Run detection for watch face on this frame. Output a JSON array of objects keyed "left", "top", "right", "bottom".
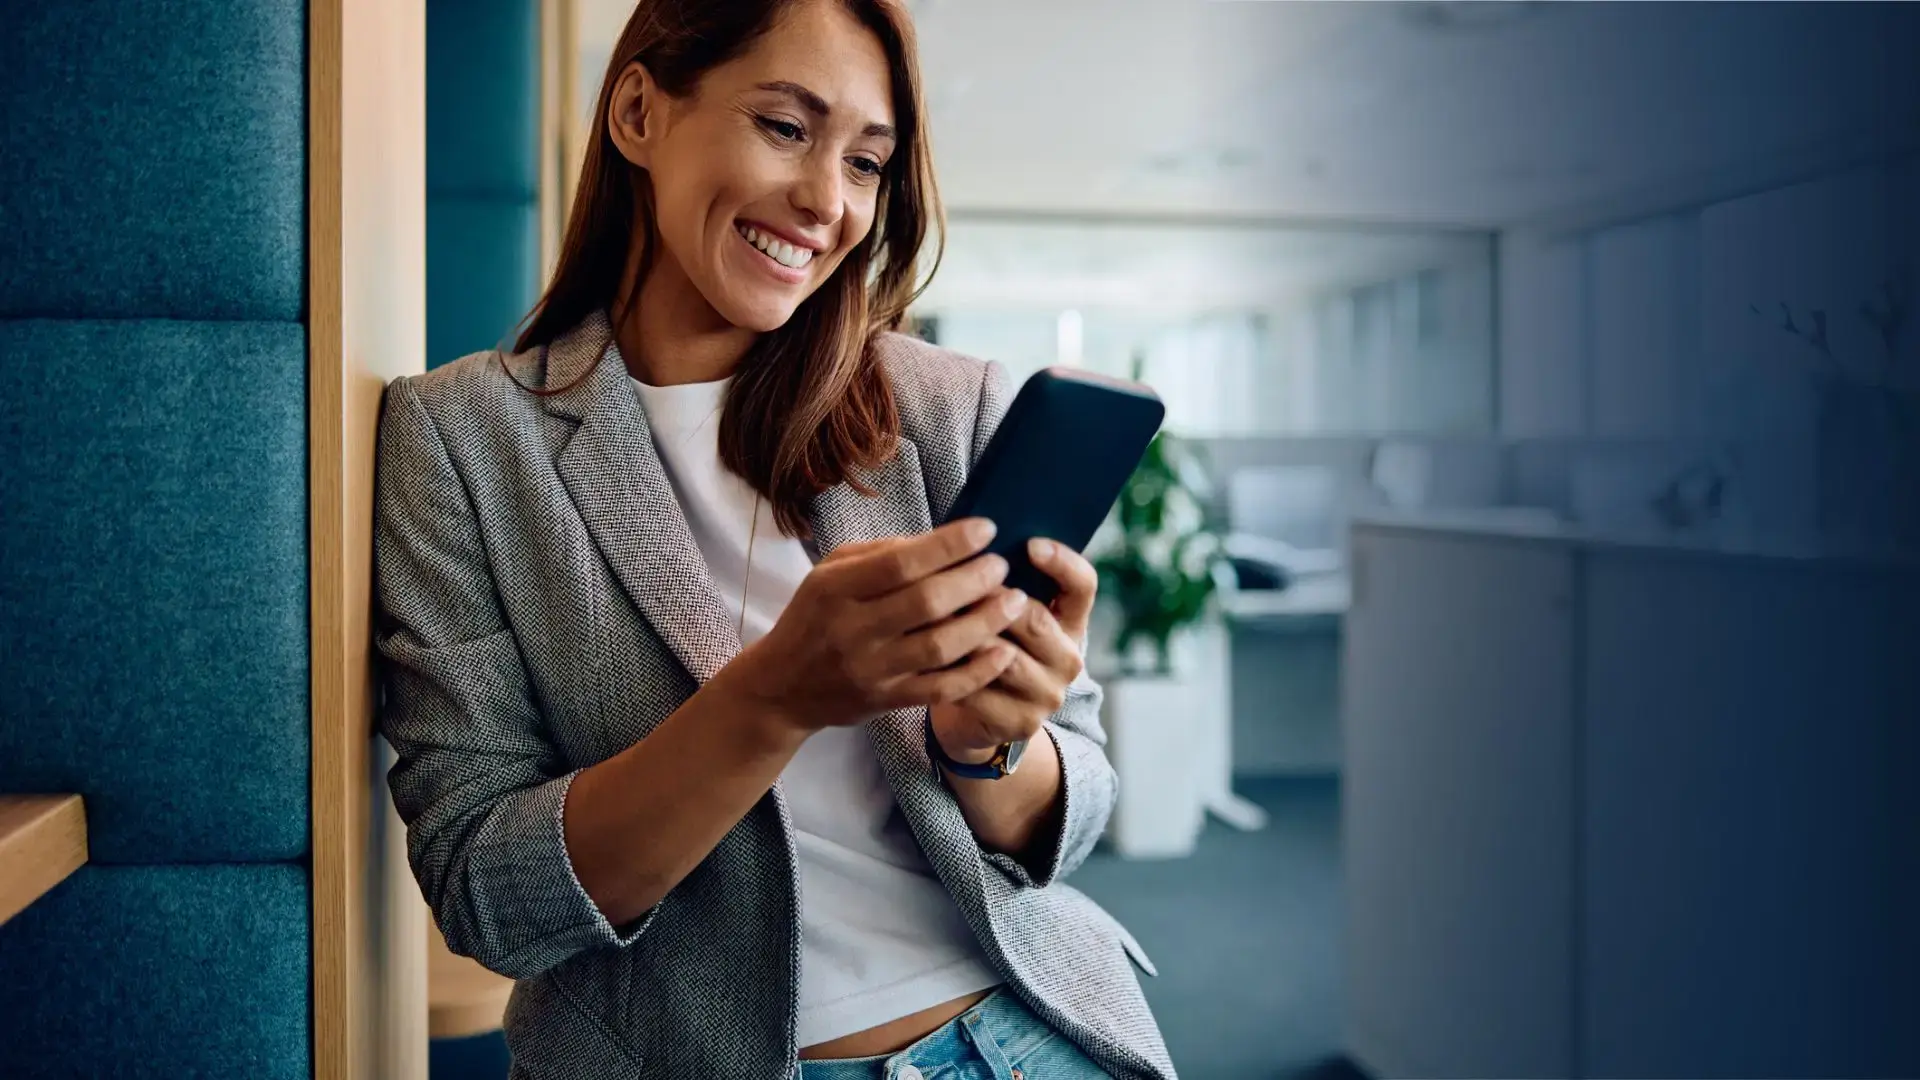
[{"left": 1002, "top": 738, "right": 1029, "bottom": 774}]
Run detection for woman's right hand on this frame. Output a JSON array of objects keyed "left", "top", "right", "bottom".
[{"left": 719, "top": 517, "right": 1028, "bottom": 732}]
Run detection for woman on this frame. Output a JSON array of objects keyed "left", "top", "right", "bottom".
[{"left": 372, "top": 1, "right": 1172, "bottom": 1077}]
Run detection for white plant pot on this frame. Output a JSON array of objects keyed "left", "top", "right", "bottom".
[
  {"left": 1104, "top": 664, "right": 1205, "bottom": 859},
  {"left": 1172, "top": 617, "right": 1232, "bottom": 811}
]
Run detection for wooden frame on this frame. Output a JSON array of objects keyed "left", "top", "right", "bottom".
[
  {"left": 551, "top": 0, "right": 584, "bottom": 251},
  {"left": 556, "top": 0, "right": 583, "bottom": 245},
  {"left": 310, "top": 0, "right": 430, "bottom": 1077},
  {"left": 539, "top": 0, "right": 569, "bottom": 277}
]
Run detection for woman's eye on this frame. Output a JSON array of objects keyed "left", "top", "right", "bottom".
[
  {"left": 759, "top": 116, "right": 804, "bottom": 142},
  {"left": 848, "top": 157, "right": 884, "bottom": 179}
]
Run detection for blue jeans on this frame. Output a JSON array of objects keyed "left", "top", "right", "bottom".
[{"left": 796, "top": 987, "right": 1112, "bottom": 1080}]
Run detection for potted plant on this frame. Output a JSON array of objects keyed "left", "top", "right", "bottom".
[
  {"left": 1746, "top": 263, "right": 1917, "bottom": 551},
  {"left": 1089, "top": 421, "right": 1228, "bottom": 858}
]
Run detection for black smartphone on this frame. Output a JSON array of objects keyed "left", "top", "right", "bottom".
[{"left": 942, "top": 366, "right": 1166, "bottom": 603}]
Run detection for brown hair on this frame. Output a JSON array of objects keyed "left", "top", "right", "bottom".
[{"left": 506, "top": 0, "right": 942, "bottom": 539}]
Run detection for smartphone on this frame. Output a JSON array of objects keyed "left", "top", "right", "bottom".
[{"left": 942, "top": 366, "right": 1166, "bottom": 603}]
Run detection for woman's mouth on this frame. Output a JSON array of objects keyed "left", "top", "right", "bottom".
[{"left": 735, "top": 222, "right": 815, "bottom": 271}]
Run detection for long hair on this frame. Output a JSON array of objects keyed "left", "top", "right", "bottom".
[{"left": 508, "top": 0, "right": 942, "bottom": 538}]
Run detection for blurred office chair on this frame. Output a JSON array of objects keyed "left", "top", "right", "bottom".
[{"left": 1227, "top": 464, "right": 1346, "bottom": 554}]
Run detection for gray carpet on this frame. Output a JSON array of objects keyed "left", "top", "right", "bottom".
[{"left": 1070, "top": 777, "right": 1362, "bottom": 1080}]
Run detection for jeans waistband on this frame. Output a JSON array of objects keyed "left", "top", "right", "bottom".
[{"left": 796, "top": 987, "right": 1054, "bottom": 1080}]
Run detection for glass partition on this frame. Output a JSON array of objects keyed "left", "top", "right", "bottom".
[{"left": 912, "top": 215, "right": 1496, "bottom": 437}]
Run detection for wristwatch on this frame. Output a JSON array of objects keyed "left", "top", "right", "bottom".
[{"left": 923, "top": 713, "right": 1027, "bottom": 780}]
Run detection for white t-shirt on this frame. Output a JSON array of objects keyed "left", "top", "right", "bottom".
[{"left": 630, "top": 374, "right": 1002, "bottom": 1048}]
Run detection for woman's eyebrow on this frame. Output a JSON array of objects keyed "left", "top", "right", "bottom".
[{"left": 754, "top": 80, "right": 896, "bottom": 140}]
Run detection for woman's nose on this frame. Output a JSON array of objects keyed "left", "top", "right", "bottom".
[{"left": 789, "top": 153, "right": 845, "bottom": 228}]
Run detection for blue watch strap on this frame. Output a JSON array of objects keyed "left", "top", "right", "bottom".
[{"left": 923, "top": 711, "right": 1006, "bottom": 780}]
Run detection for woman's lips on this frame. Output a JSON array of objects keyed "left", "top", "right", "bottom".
[{"left": 735, "top": 221, "right": 815, "bottom": 284}]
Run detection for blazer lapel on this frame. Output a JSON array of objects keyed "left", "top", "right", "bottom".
[
  {"left": 543, "top": 313, "right": 986, "bottom": 897},
  {"left": 541, "top": 308, "right": 965, "bottom": 862},
  {"left": 806, "top": 436, "right": 931, "bottom": 558},
  {"left": 545, "top": 310, "right": 741, "bottom": 684},
  {"left": 808, "top": 443, "right": 992, "bottom": 888}
]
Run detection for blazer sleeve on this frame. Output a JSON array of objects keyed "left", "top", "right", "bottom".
[
  {"left": 968, "top": 359, "right": 1118, "bottom": 890},
  {"left": 372, "top": 376, "right": 657, "bottom": 980}
]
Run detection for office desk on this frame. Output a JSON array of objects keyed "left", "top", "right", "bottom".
[
  {"left": 1221, "top": 573, "right": 1350, "bottom": 632},
  {"left": 1220, "top": 575, "right": 1349, "bottom": 778}
]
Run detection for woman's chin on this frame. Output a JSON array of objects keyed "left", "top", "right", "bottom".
[{"left": 715, "top": 289, "right": 807, "bottom": 334}]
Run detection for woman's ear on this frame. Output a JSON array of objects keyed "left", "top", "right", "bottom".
[{"left": 607, "top": 61, "right": 662, "bottom": 168}]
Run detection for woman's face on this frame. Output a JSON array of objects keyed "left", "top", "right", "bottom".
[{"left": 608, "top": 1, "right": 898, "bottom": 333}]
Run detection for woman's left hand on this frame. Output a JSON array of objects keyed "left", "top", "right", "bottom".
[{"left": 929, "top": 537, "right": 1097, "bottom": 763}]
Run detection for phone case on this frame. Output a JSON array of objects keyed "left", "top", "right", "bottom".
[{"left": 943, "top": 366, "right": 1166, "bottom": 602}]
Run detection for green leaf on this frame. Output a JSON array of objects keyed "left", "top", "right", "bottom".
[{"left": 1100, "top": 431, "right": 1226, "bottom": 666}]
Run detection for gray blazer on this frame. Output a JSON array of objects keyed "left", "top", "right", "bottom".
[{"left": 372, "top": 309, "right": 1175, "bottom": 1079}]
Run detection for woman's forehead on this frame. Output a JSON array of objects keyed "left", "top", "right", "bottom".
[{"left": 716, "top": 3, "right": 896, "bottom": 127}]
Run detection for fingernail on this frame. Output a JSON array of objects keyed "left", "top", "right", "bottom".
[
  {"left": 1003, "top": 589, "right": 1029, "bottom": 616},
  {"left": 1030, "top": 538, "right": 1056, "bottom": 561},
  {"left": 970, "top": 518, "right": 998, "bottom": 544}
]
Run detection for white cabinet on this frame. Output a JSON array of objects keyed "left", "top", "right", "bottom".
[{"left": 1341, "top": 519, "right": 1919, "bottom": 1079}]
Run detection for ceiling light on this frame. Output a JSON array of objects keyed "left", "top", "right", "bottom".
[
  {"left": 1057, "top": 310, "right": 1084, "bottom": 366},
  {"left": 1216, "top": 147, "right": 1258, "bottom": 170},
  {"left": 1140, "top": 146, "right": 1260, "bottom": 176}
]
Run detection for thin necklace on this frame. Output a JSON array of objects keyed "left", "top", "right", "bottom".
[{"left": 738, "top": 491, "right": 760, "bottom": 645}]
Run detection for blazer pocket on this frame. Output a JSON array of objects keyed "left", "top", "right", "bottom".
[{"left": 1063, "top": 885, "right": 1159, "bottom": 978}]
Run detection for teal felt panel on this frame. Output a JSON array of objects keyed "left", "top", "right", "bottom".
[
  {"left": 428, "top": 197, "right": 542, "bottom": 368},
  {"left": 0, "top": 320, "right": 309, "bottom": 864},
  {"left": 0, "top": 863, "right": 310, "bottom": 1079},
  {"left": 432, "top": 1032, "right": 511, "bottom": 1080},
  {"left": 428, "top": 0, "right": 541, "bottom": 198},
  {"left": 0, "top": 1, "right": 305, "bottom": 321}
]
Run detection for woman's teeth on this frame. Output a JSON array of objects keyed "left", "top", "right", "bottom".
[{"left": 738, "top": 224, "right": 814, "bottom": 270}]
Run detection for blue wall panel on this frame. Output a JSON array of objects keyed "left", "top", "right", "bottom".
[
  {"left": 0, "top": 0, "right": 314, "bottom": 1069},
  {"left": 428, "top": 198, "right": 543, "bottom": 364},
  {"left": 428, "top": 0, "right": 541, "bottom": 198},
  {"left": 0, "top": 319, "right": 310, "bottom": 864},
  {"left": 0, "top": 864, "right": 311, "bottom": 1079},
  {"left": 428, "top": 0, "right": 544, "bottom": 367},
  {"left": 0, "top": 1, "right": 306, "bottom": 321}
]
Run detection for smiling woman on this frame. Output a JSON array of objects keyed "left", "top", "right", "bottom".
[
  {"left": 513, "top": 0, "right": 940, "bottom": 538},
  {"left": 372, "top": 1, "right": 1173, "bottom": 1079}
]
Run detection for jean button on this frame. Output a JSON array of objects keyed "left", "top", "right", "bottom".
[{"left": 894, "top": 1066, "right": 924, "bottom": 1080}]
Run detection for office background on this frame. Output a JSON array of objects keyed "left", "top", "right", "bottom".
[{"left": 2, "top": 3, "right": 1913, "bottom": 1079}]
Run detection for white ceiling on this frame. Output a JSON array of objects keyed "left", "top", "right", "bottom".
[
  {"left": 578, "top": 0, "right": 1916, "bottom": 229},
  {"left": 916, "top": 0, "right": 1915, "bottom": 228}
]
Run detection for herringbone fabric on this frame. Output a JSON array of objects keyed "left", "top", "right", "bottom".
[{"left": 373, "top": 309, "right": 1175, "bottom": 1080}]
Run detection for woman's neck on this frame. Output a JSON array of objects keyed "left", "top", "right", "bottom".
[{"left": 613, "top": 246, "right": 757, "bottom": 387}]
